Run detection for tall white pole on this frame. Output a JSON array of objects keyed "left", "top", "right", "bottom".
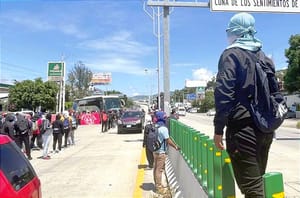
[
  {"left": 143, "top": 3, "right": 163, "bottom": 111},
  {"left": 59, "top": 80, "right": 62, "bottom": 113},
  {"left": 163, "top": 0, "right": 170, "bottom": 116},
  {"left": 62, "top": 60, "right": 66, "bottom": 112},
  {"left": 157, "top": 6, "right": 161, "bottom": 110}
]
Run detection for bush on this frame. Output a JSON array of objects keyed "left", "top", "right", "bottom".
[
  {"left": 297, "top": 121, "right": 300, "bottom": 129},
  {"left": 297, "top": 104, "right": 300, "bottom": 111}
]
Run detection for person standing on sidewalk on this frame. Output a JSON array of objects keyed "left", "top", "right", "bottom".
[
  {"left": 152, "top": 111, "right": 180, "bottom": 195},
  {"left": 62, "top": 113, "right": 71, "bottom": 148},
  {"left": 213, "top": 12, "right": 275, "bottom": 197},
  {"left": 41, "top": 113, "right": 53, "bottom": 159},
  {"left": 14, "top": 113, "right": 32, "bottom": 160},
  {"left": 52, "top": 114, "right": 64, "bottom": 153},
  {"left": 143, "top": 118, "right": 154, "bottom": 168}
]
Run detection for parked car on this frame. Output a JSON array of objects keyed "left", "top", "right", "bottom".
[
  {"left": 0, "top": 135, "right": 41, "bottom": 198},
  {"left": 206, "top": 109, "right": 216, "bottom": 116},
  {"left": 117, "top": 110, "right": 143, "bottom": 134},
  {"left": 188, "top": 108, "right": 198, "bottom": 113},
  {"left": 285, "top": 109, "right": 296, "bottom": 119},
  {"left": 177, "top": 107, "right": 186, "bottom": 116}
]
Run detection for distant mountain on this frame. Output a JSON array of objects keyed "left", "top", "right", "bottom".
[{"left": 130, "top": 95, "right": 148, "bottom": 101}]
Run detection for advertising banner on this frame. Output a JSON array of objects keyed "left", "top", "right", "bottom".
[
  {"left": 90, "top": 72, "right": 112, "bottom": 85},
  {"left": 185, "top": 80, "right": 207, "bottom": 88}
]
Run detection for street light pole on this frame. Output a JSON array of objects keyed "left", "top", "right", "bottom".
[{"left": 143, "top": 4, "right": 163, "bottom": 111}]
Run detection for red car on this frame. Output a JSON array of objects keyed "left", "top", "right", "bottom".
[
  {"left": 0, "top": 135, "right": 41, "bottom": 198},
  {"left": 117, "top": 110, "right": 144, "bottom": 134}
]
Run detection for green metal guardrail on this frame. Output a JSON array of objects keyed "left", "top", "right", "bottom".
[{"left": 169, "top": 119, "right": 285, "bottom": 198}]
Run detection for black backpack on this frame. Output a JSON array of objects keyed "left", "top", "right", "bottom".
[
  {"left": 247, "top": 50, "right": 288, "bottom": 133},
  {"left": 146, "top": 124, "right": 164, "bottom": 152},
  {"left": 16, "top": 115, "right": 28, "bottom": 134}
]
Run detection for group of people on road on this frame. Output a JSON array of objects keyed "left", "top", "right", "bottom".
[
  {"left": 100, "top": 109, "right": 120, "bottom": 132},
  {"left": 0, "top": 111, "right": 77, "bottom": 160}
]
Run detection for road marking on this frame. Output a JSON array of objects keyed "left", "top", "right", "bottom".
[{"left": 133, "top": 147, "right": 146, "bottom": 198}]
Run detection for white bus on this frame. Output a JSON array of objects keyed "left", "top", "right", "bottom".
[{"left": 74, "top": 95, "right": 125, "bottom": 113}]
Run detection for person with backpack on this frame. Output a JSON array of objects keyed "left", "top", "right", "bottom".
[
  {"left": 14, "top": 113, "right": 32, "bottom": 160},
  {"left": 52, "top": 114, "right": 64, "bottom": 153},
  {"left": 213, "top": 13, "right": 286, "bottom": 197},
  {"left": 30, "top": 114, "right": 43, "bottom": 150},
  {"left": 142, "top": 117, "right": 154, "bottom": 169},
  {"left": 62, "top": 113, "right": 71, "bottom": 148},
  {"left": 68, "top": 112, "right": 76, "bottom": 146},
  {"left": 152, "top": 111, "right": 180, "bottom": 195},
  {"left": 40, "top": 113, "right": 53, "bottom": 159},
  {"left": 1, "top": 113, "right": 16, "bottom": 140}
]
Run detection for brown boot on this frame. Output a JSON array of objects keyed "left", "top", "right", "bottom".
[{"left": 155, "top": 186, "right": 167, "bottom": 195}]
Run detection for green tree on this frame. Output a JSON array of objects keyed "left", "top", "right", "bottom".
[
  {"left": 199, "top": 91, "right": 215, "bottom": 112},
  {"left": 284, "top": 34, "right": 300, "bottom": 93},
  {"left": 206, "top": 76, "right": 216, "bottom": 90},
  {"left": 8, "top": 78, "right": 58, "bottom": 111},
  {"left": 105, "top": 90, "right": 122, "bottom": 95},
  {"left": 67, "top": 61, "right": 93, "bottom": 99}
]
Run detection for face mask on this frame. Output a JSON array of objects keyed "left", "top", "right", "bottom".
[{"left": 227, "top": 31, "right": 239, "bottom": 45}]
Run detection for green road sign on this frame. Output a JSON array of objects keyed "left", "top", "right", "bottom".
[{"left": 48, "top": 62, "right": 64, "bottom": 81}]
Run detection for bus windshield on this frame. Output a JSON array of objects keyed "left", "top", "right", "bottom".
[
  {"left": 76, "top": 96, "right": 121, "bottom": 112},
  {"left": 104, "top": 97, "right": 121, "bottom": 110}
]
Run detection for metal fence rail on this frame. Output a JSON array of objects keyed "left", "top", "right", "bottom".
[{"left": 169, "top": 119, "right": 285, "bottom": 198}]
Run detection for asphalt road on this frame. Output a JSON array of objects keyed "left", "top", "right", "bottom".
[
  {"left": 178, "top": 113, "right": 300, "bottom": 197},
  {"left": 28, "top": 113, "right": 300, "bottom": 198},
  {"left": 30, "top": 125, "right": 143, "bottom": 198}
]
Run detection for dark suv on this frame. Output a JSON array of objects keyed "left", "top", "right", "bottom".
[{"left": 0, "top": 135, "right": 41, "bottom": 198}]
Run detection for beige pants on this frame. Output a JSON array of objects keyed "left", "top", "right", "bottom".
[{"left": 153, "top": 153, "right": 166, "bottom": 188}]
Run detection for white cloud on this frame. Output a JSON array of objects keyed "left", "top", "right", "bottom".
[
  {"left": 173, "top": 63, "right": 199, "bottom": 67},
  {"left": 79, "top": 31, "right": 155, "bottom": 76},
  {"left": 78, "top": 31, "right": 155, "bottom": 57},
  {"left": 86, "top": 57, "right": 147, "bottom": 76},
  {"left": 192, "top": 68, "right": 214, "bottom": 82},
  {"left": 1, "top": 10, "right": 87, "bottom": 38}
]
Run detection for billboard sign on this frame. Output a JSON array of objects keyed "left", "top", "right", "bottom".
[
  {"left": 185, "top": 80, "right": 207, "bottom": 88},
  {"left": 90, "top": 72, "right": 112, "bottom": 85},
  {"left": 48, "top": 62, "right": 64, "bottom": 81},
  {"left": 210, "top": 0, "right": 300, "bottom": 13}
]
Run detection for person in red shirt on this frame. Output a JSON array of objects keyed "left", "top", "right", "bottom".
[{"left": 101, "top": 111, "right": 108, "bottom": 132}]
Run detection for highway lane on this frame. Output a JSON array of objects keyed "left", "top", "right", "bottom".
[
  {"left": 178, "top": 113, "right": 300, "bottom": 197},
  {"left": 28, "top": 113, "right": 299, "bottom": 197},
  {"left": 29, "top": 125, "right": 143, "bottom": 198}
]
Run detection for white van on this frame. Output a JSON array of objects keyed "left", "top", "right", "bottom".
[{"left": 177, "top": 107, "right": 186, "bottom": 116}]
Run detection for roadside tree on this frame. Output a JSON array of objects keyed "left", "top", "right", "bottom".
[
  {"left": 67, "top": 61, "right": 93, "bottom": 99},
  {"left": 8, "top": 78, "right": 58, "bottom": 111},
  {"left": 284, "top": 34, "right": 300, "bottom": 93}
]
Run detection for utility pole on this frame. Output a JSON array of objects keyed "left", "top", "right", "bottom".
[
  {"left": 146, "top": 0, "right": 209, "bottom": 116},
  {"left": 163, "top": 0, "right": 170, "bottom": 115},
  {"left": 143, "top": 3, "right": 163, "bottom": 111},
  {"left": 62, "top": 55, "right": 66, "bottom": 113}
]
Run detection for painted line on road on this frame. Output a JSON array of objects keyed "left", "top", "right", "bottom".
[{"left": 133, "top": 147, "right": 146, "bottom": 198}]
